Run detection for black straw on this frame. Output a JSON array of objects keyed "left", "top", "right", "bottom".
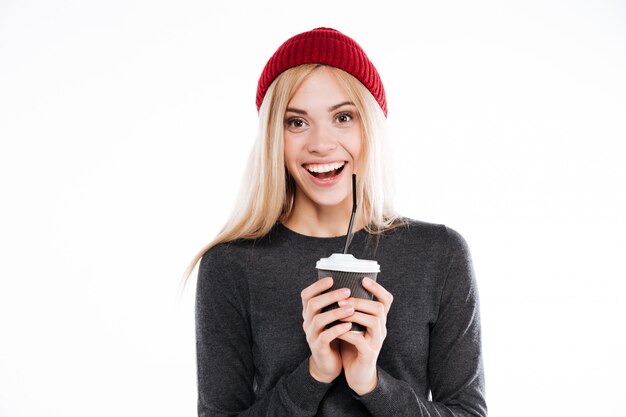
[{"left": 343, "top": 174, "right": 357, "bottom": 254}]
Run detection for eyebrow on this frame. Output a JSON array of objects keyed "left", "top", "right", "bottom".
[{"left": 285, "top": 101, "right": 355, "bottom": 115}]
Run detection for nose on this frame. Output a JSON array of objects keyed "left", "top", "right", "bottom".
[{"left": 306, "top": 124, "right": 337, "bottom": 154}]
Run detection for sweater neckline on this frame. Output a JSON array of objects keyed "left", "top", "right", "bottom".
[{"left": 273, "top": 222, "right": 367, "bottom": 248}]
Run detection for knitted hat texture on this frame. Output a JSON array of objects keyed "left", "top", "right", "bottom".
[{"left": 256, "top": 27, "right": 387, "bottom": 116}]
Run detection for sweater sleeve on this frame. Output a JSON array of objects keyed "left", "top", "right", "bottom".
[
  {"left": 355, "top": 227, "right": 487, "bottom": 417},
  {"left": 195, "top": 246, "right": 333, "bottom": 417}
]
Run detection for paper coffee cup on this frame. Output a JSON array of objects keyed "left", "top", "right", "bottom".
[{"left": 316, "top": 253, "right": 380, "bottom": 332}]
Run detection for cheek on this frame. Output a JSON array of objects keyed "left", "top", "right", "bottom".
[
  {"left": 343, "top": 133, "right": 363, "bottom": 164},
  {"left": 283, "top": 141, "right": 299, "bottom": 172}
]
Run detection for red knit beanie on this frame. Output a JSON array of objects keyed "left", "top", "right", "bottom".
[{"left": 256, "top": 27, "right": 387, "bottom": 116}]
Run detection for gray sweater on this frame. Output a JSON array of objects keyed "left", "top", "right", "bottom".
[{"left": 196, "top": 219, "right": 487, "bottom": 416}]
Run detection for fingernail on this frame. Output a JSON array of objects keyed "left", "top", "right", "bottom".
[
  {"left": 338, "top": 299, "right": 352, "bottom": 307},
  {"left": 362, "top": 277, "right": 372, "bottom": 286},
  {"left": 340, "top": 288, "right": 351, "bottom": 297}
]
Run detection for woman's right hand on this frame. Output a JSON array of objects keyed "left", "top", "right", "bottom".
[{"left": 301, "top": 277, "right": 354, "bottom": 383}]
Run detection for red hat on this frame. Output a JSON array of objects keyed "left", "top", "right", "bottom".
[{"left": 256, "top": 27, "right": 387, "bottom": 116}]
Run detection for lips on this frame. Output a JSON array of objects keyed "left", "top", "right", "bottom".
[{"left": 303, "top": 161, "right": 346, "bottom": 180}]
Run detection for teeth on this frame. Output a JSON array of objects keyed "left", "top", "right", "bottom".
[{"left": 304, "top": 162, "right": 345, "bottom": 173}]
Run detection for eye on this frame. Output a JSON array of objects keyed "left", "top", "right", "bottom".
[
  {"left": 285, "top": 117, "right": 308, "bottom": 131},
  {"left": 335, "top": 112, "right": 353, "bottom": 124}
]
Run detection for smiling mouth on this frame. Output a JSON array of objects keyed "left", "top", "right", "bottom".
[{"left": 303, "top": 162, "right": 346, "bottom": 180}]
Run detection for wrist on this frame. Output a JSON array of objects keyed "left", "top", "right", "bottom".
[
  {"left": 352, "top": 369, "right": 378, "bottom": 396},
  {"left": 308, "top": 356, "right": 337, "bottom": 384}
]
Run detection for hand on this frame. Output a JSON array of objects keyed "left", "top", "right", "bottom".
[
  {"left": 337, "top": 277, "right": 394, "bottom": 395},
  {"left": 301, "top": 277, "right": 355, "bottom": 383}
]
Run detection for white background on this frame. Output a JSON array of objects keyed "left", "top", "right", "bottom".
[{"left": 1, "top": 0, "right": 625, "bottom": 416}]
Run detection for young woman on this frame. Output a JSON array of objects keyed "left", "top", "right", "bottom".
[{"left": 187, "top": 27, "right": 487, "bottom": 416}]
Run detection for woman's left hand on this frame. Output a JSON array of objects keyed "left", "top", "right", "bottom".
[{"left": 337, "top": 277, "right": 394, "bottom": 396}]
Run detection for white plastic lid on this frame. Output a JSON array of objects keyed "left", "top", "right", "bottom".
[{"left": 315, "top": 253, "right": 380, "bottom": 273}]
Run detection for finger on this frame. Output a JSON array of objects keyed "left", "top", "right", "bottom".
[
  {"left": 342, "top": 311, "right": 383, "bottom": 336},
  {"left": 347, "top": 297, "right": 386, "bottom": 319},
  {"left": 301, "top": 277, "right": 334, "bottom": 306},
  {"left": 305, "top": 287, "right": 351, "bottom": 318},
  {"left": 337, "top": 330, "right": 370, "bottom": 353},
  {"left": 361, "top": 278, "right": 393, "bottom": 313},
  {"left": 318, "top": 322, "right": 352, "bottom": 345},
  {"left": 310, "top": 304, "right": 356, "bottom": 334}
]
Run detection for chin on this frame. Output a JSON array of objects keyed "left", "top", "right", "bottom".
[
  {"left": 305, "top": 191, "right": 351, "bottom": 209},
  {"left": 292, "top": 174, "right": 353, "bottom": 210}
]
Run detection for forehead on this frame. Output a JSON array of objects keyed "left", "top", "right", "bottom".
[{"left": 288, "top": 67, "right": 351, "bottom": 109}]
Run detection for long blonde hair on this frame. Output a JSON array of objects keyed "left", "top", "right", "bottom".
[{"left": 181, "top": 64, "right": 401, "bottom": 288}]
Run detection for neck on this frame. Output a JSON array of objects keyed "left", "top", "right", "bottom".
[{"left": 283, "top": 201, "right": 361, "bottom": 238}]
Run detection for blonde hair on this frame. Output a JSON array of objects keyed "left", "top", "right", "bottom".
[{"left": 180, "top": 64, "right": 402, "bottom": 289}]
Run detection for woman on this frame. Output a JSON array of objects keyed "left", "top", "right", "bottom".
[{"left": 187, "top": 27, "right": 487, "bottom": 416}]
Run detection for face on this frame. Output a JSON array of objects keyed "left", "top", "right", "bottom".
[{"left": 283, "top": 67, "right": 362, "bottom": 213}]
